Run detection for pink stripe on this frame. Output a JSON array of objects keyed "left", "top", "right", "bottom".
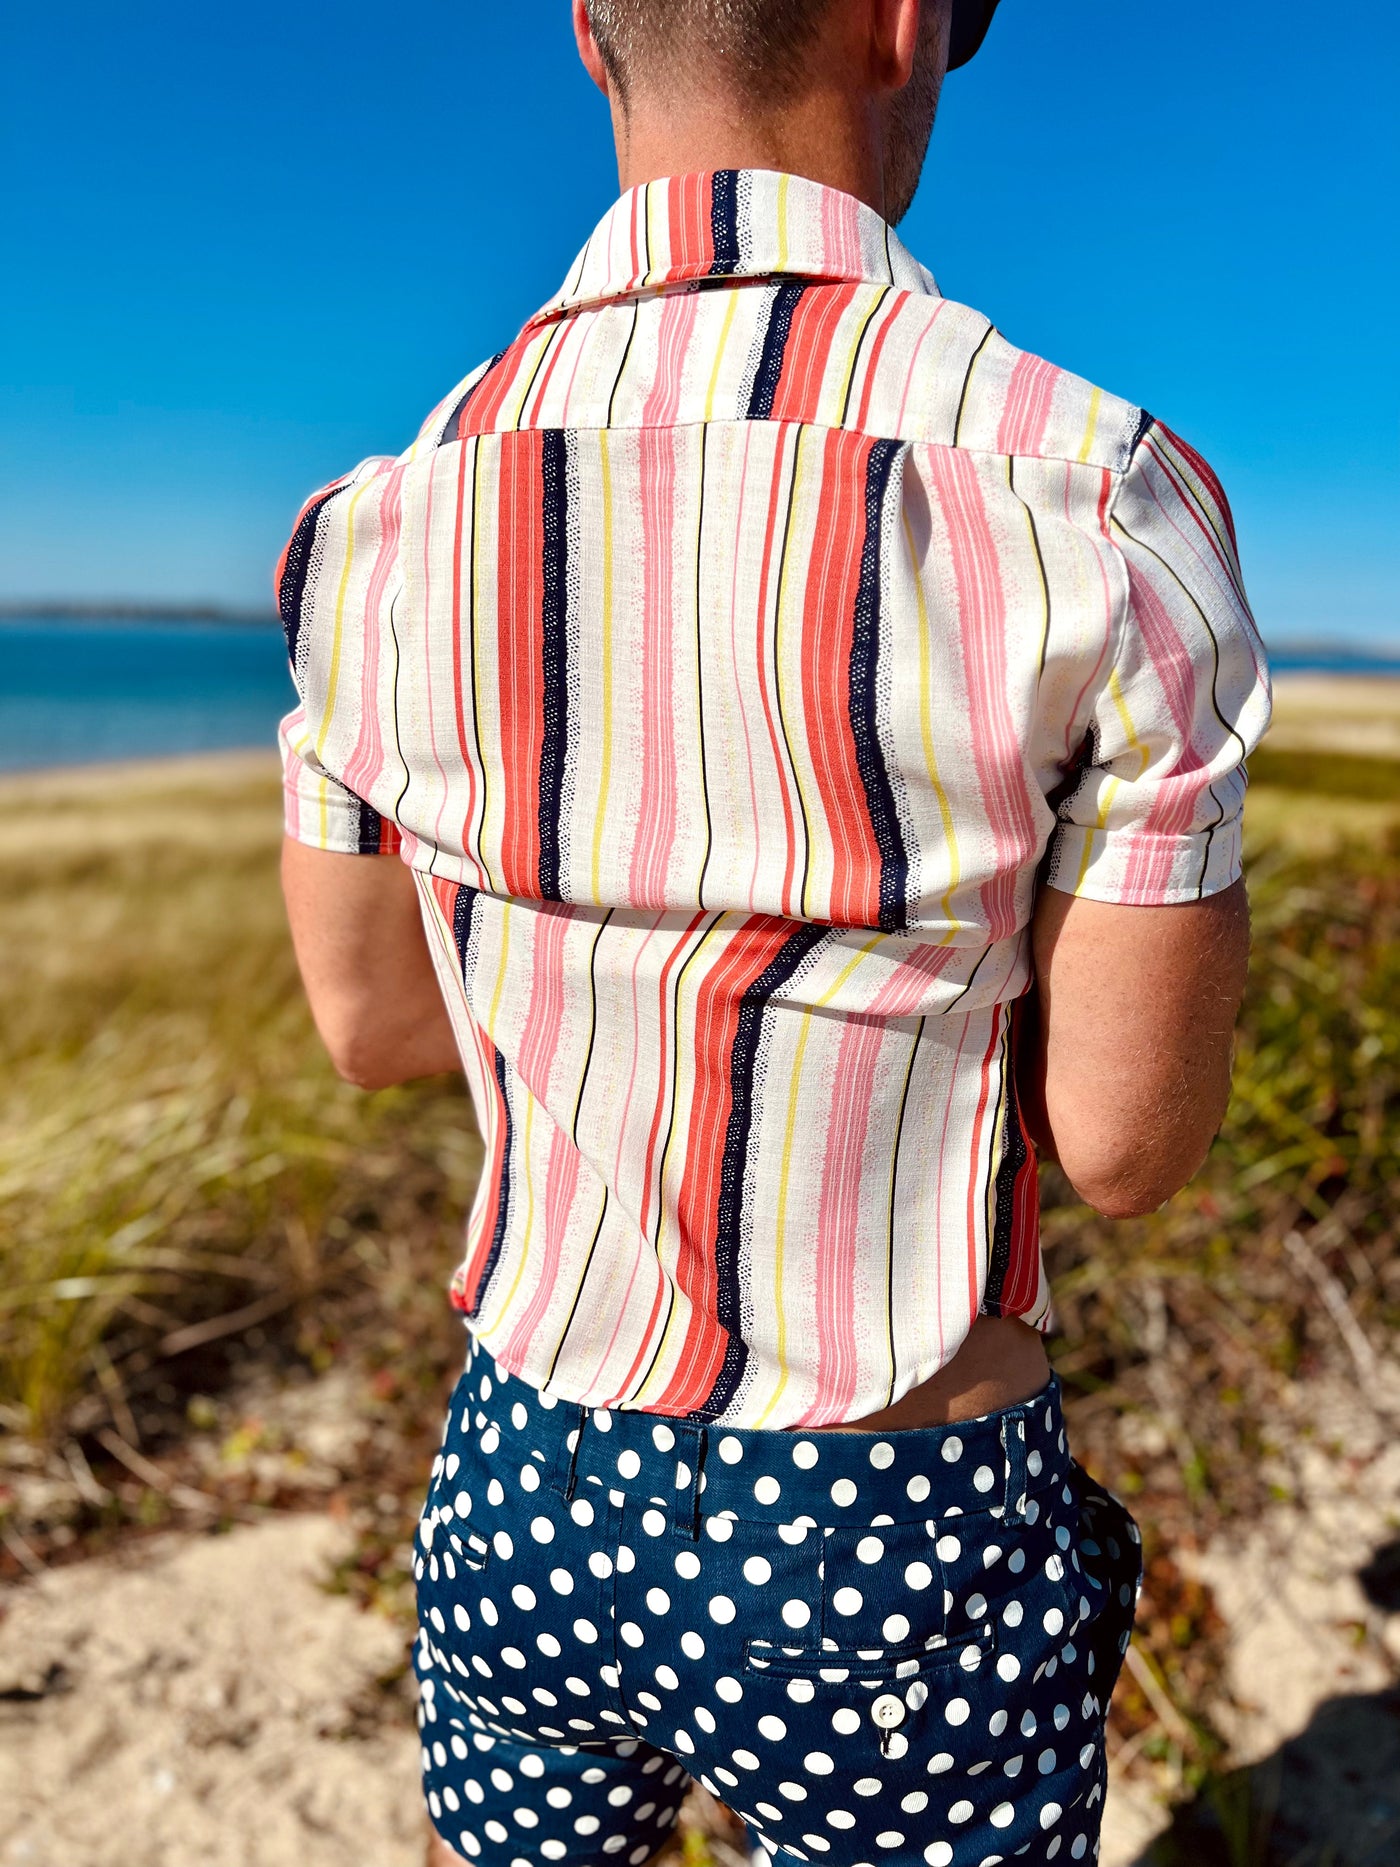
[
  {"left": 341, "top": 463, "right": 405, "bottom": 804},
  {"left": 927, "top": 448, "right": 1039, "bottom": 940},
  {"left": 995, "top": 353, "right": 1061, "bottom": 457}
]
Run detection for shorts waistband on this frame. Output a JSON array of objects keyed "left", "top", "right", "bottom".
[{"left": 455, "top": 1347, "right": 1070, "bottom": 1536}]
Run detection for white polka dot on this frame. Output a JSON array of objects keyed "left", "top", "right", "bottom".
[
  {"left": 830, "top": 1478, "right": 859, "bottom": 1508},
  {"left": 883, "top": 1613, "right": 910, "bottom": 1642},
  {"left": 642, "top": 1509, "right": 667, "bottom": 1537},
  {"left": 615, "top": 1449, "right": 641, "bottom": 1481},
  {"left": 791, "top": 1441, "right": 819, "bottom": 1469},
  {"left": 709, "top": 1595, "right": 736, "bottom": 1624},
  {"left": 944, "top": 1697, "right": 971, "bottom": 1726},
  {"left": 804, "top": 1752, "right": 834, "bottom": 1775},
  {"left": 549, "top": 1567, "right": 573, "bottom": 1594},
  {"left": 856, "top": 1536, "right": 885, "bottom": 1564},
  {"left": 1072, "top": 1838, "right": 1088, "bottom": 1859},
  {"left": 530, "top": 1517, "right": 555, "bottom": 1543},
  {"left": 480, "top": 1428, "right": 500, "bottom": 1455},
  {"left": 1044, "top": 1606, "right": 1065, "bottom": 1635},
  {"left": 1040, "top": 1803, "right": 1063, "bottom": 1829},
  {"left": 935, "top": 1535, "right": 962, "bottom": 1562},
  {"left": 715, "top": 1675, "right": 743, "bottom": 1702},
  {"left": 990, "top": 1803, "right": 1015, "bottom": 1829},
  {"left": 940, "top": 1436, "right": 964, "bottom": 1464},
  {"left": 705, "top": 1516, "right": 734, "bottom": 1543},
  {"left": 831, "top": 1708, "right": 862, "bottom": 1736},
  {"left": 826, "top": 1810, "right": 855, "bottom": 1830},
  {"left": 758, "top": 1715, "right": 788, "bottom": 1742},
  {"left": 478, "top": 1598, "right": 499, "bottom": 1626},
  {"left": 779, "top": 1782, "right": 807, "bottom": 1802},
  {"left": 927, "top": 1753, "right": 955, "bottom": 1775},
  {"left": 786, "top": 1678, "right": 815, "bottom": 1704},
  {"left": 570, "top": 1498, "right": 595, "bottom": 1528},
  {"left": 782, "top": 1599, "right": 812, "bottom": 1629},
  {"left": 620, "top": 1622, "right": 645, "bottom": 1648},
  {"left": 875, "top": 1832, "right": 904, "bottom": 1849},
  {"left": 589, "top": 1552, "right": 613, "bottom": 1578},
  {"left": 1079, "top": 1743, "right": 1096, "bottom": 1768},
  {"left": 904, "top": 1560, "right": 933, "bottom": 1590},
  {"left": 906, "top": 1681, "right": 929, "bottom": 1712},
  {"left": 901, "top": 1792, "right": 928, "bottom": 1814},
  {"left": 832, "top": 1587, "right": 863, "bottom": 1615},
  {"left": 1004, "top": 1600, "right": 1024, "bottom": 1628},
  {"left": 673, "top": 1728, "right": 695, "bottom": 1755},
  {"left": 925, "top": 1847, "right": 954, "bottom": 1867},
  {"left": 674, "top": 1550, "right": 701, "bottom": 1580},
  {"left": 453, "top": 1490, "right": 472, "bottom": 1518},
  {"left": 484, "top": 1822, "right": 507, "bottom": 1844},
  {"left": 652, "top": 1424, "right": 676, "bottom": 1453},
  {"left": 519, "top": 1465, "right": 541, "bottom": 1493},
  {"left": 906, "top": 1474, "right": 932, "bottom": 1503},
  {"left": 718, "top": 1436, "right": 744, "bottom": 1464},
  {"left": 681, "top": 1631, "right": 706, "bottom": 1660},
  {"left": 973, "top": 1465, "right": 996, "bottom": 1494},
  {"left": 750, "top": 1474, "right": 779, "bottom": 1506},
  {"left": 744, "top": 1556, "right": 773, "bottom": 1585},
  {"left": 997, "top": 1654, "right": 1022, "bottom": 1682},
  {"left": 733, "top": 1748, "right": 761, "bottom": 1770},
  {"left": 778, "top": 1522, "right": 809, "bottom": 1546},
  {"left": 592, "top": 1409, "right": 612, "bottom": 1433},
  {"left": 948, "top": 1801, "right": 974, "bottom": 1825},
  {"left": 486, "top": 1480, "right": 504, "bottom": 1506},
  {"left": 511, "top": 1584, "right": 536, "bottom": 1611},
  {"left": 573, "top": 1618, "right": 598, "bottom": 1642},
  {"left": 869, "top": 1441, "right": 895, "bottom": 1470}
]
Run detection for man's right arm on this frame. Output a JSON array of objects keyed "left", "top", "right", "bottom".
[{"left": 1020, "top": 879, "right": 1251, "bottom": 1218}]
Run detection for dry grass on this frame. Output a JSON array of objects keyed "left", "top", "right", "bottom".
[{"left": 1, "top": 750, "right": 1397, "bottom": 1844}]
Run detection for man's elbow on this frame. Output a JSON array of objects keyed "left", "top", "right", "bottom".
[
  {"left": 1055, "top": 1133, "right": 1215, "bottom": 1220},
  {"left": 317, "top": 1008, "right": 403, "bottom": 1093}
]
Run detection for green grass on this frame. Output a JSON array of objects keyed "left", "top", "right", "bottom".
[{"left": 1248, "top": 745, "right": 1400, "bottom": 801}]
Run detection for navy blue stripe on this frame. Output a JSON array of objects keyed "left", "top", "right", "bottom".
[
  {"left": 699, "top": 922, "right": 830, "bottom": 1422},
  {"left": 277, "top": 486, "right": 343, "bottom": 668},
  {"left": 850, "top": 438, "right": 911, "bottom": 934},
  {"left": 538, "top": 431, "right": 569, "bottom": 901},
  {"left": 983, "top": 1010, "right": 1028, "bottom": 1314},
  {"left": 470, "top": 1043, "right": 516, "bottom": 1320},
  {"left": 746, "top": 282, "right": 806, "bottom": 421},
  {"left": 451, "top": 883, "right": 480, "bottom": 968},
  {"left": 709, "top": 169, "right": 741, "bottom": 276},
  {"left": 350, "top": 799, "right": 389, "bottom": 854}
]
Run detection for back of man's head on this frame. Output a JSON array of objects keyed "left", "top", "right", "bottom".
[{"left": 585, "top": 0, "right": 841, "bottom": 102}]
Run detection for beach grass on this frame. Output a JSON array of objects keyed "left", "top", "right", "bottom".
[{"left": 0, "top": 748, "right": 1397, "bottom": 1801}]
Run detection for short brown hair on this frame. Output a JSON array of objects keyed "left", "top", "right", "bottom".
[{"left": 585, "top": 0, "right": 839, "bottom": 101}]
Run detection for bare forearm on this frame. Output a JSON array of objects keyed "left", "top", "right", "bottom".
[
  {"left": 281, "top": 839, "right": 462, "bottom": 1090},
  {"left": 1025, "top": 879, "right": 1250, "bottom": 1217}
]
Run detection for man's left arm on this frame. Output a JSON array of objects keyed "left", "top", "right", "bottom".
[{"left": 282, "top": 840, "right": 461, "bottom": 1091}]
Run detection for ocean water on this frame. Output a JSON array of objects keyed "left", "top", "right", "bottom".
[
  {"left": 0, "top": 620, "right": 295, "bottom": 774},
  {"left": 1, "top": 618, "right": 1397, "bottom": 777}
]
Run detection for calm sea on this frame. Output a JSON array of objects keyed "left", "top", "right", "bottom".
[
  {"left": 1, "top": 617, "right": 1397, "bottom": 777},
  {"left": 0, "top": 619, "right": 294, "bottom": 774}
]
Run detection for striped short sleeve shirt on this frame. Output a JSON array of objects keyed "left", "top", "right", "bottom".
[{"left": 278, "top": 169, "right": 1271, "bottom": 1428}]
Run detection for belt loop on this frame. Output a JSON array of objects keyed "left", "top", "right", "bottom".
[
  {"left": 999, "top": 1409, "right": 1029, "bottom": 1527},
  {"left": 671, "top": 1425, "right": 707, "bottom": 1541},
  {"left": 560, "top": 1406, "right": 587, "bottom": 1503}
]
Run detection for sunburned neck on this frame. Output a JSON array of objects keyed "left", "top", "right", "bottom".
[{"left": 609, "top": 86, "right": 889, "bottom": 219}]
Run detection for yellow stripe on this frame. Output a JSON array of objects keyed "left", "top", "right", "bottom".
[
  {"left": 507, "top": 327, "right": 555, "bottom": 432},
  {"left": 753, "top": 934, "right": 885, "bottom": 1428},
  {"left": 833, "top": 293, "right": 879, "bottom": 424},
  {"left": 776, "top": 428, "right": 819, "bottom": 919},
  {"left": 591, "top": 430, "right": 616, "bottom": 904},
  {"left": 705, "top": 292, "right": 740, "bottom": 421},
  {"left": 315, "top": 475, "right": 374, "bottom": 769},
  {"left": 1076, "top": 386, "right": 1103, "bottom": 464},
  {"left": 904, "top": 515, "right": 963, "bottom": 940},
  {"left": 1074, "top": 667, "right": 1150, "bottom": 891}
]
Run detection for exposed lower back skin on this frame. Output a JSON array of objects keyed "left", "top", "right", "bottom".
[{"left": 811, "top": 1315, "right": 1051, "bottom": 1432}]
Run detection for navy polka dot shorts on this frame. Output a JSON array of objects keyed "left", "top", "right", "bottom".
[{"left": 413, "top": 1350, "right": 1142, "bottom": 1867}]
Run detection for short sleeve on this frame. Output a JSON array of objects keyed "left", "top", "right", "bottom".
[
  {"left": 1044, "top": 419, "right": 1271, "bottom": 905},
  {"left": 274, "top": 458, "right": 405, "bottom": 856}
]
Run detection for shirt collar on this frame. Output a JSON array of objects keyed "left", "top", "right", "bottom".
[{"left": 531, "top": 169, "right": 939, "bottom": 326}]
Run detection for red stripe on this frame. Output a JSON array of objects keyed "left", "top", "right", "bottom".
[
  {"left": 652, "top": 916, "right": 799, "bottom": 1416},
  {"left": 799, "top": 429, "right": 883, "bottom": 925},
  {"left": 770, "top": 283, "right": 862, "bottom": 426},
  {"left": 495, "top": 433, "right": 546, "bottom": 895}
]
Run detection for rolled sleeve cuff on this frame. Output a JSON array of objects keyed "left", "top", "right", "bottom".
[
  {"left": 278, "top": 710, "right": 401, "bottom": 856},
  {"left": 1044, "top": 814, "right": 1243, "bottom": 906}
]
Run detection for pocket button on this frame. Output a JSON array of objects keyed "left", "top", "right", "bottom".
[{"left": 871, "top": 1693, "right": 905, "bottom": 1730}]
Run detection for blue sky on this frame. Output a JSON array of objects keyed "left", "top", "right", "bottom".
[{"left": 2, "top": 0, "right": 1396, "bottom": 644}]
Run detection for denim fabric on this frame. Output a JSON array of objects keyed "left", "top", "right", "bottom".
[{"left": 414, "top": 1350, "right": 1141, "bottom": 1867}]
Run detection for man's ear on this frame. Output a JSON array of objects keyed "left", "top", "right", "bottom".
[{"left": 572, "top": 0, "right": 611, "bottom": 97}]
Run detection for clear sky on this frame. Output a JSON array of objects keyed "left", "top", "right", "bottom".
[{"left": 3, "top": 0, "right": 1397, "bottom": 644}]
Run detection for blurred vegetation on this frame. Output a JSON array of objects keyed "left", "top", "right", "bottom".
[{"left": 0, "top": 756, "right": 1397, "bottom": 1841}]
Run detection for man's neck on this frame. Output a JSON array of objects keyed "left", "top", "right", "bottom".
[{"left": 609, "top": 85, "right": 889, "bottom": 220}]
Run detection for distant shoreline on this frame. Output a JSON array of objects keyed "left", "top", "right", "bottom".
[{"left": 0, "top": 602, "right": 279, "bottom": 628}]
